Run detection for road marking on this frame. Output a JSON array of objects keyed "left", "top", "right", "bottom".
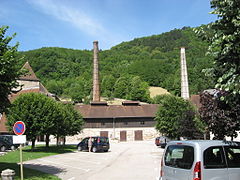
[
  {"left": 38, "top": 159, "right": 90, "bottom": 172},
  {"left": 67, "top": 177, "right": 75, "bottom": 180},
  {"left": 64, "top": 157, "right": 101, "bottom": 164}
]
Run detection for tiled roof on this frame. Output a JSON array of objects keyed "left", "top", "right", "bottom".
[
  {"left": 9, "top": 88, "right": 40, "bottom": 101},
  {"left": 75, "top": 103, "right": 159, "bottom": 119},
  {"left": 19, "top": 61, "right": 39, "bottom": 81}
]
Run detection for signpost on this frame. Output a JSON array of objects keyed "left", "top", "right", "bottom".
[
  {"left": 13, "top": 121, "right": 26, "bottom": 180},
  {"left": 13, "top": 121, "right": 26, "bottom": 136}
]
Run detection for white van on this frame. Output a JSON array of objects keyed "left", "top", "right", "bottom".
[{"left": 160, "top": 140, "right": 240, "bottom": 180}]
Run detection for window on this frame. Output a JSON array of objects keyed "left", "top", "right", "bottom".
[
  {"left": 165, "top": 145, "right": 194, "bottom": 169},
  {"left": 99, "top": 137, "right": 109, "bottom": 143},
  {"left": 224, "top": 146, "right": 240, "bottom": 168},
  {"left": 140, "top": 121, "right": 145, "bottom": 125},
  {"left": 101, "top": 122, "right": 105, "bottom": 126},
  {"left": 124, "top": 122, "right": 128, "bottom": 125},
  {"left": 204, "top": 146, "right": 226, "bottom": 169}
]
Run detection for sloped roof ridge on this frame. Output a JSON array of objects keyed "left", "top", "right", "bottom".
[{"left": 19, "top": 61, "right": 39, "bottom": 81}]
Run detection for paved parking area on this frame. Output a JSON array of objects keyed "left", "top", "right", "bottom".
[{"left": 23, "top": 140, "right": 164, "bottom": 180}]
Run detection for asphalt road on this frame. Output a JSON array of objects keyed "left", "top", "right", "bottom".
[{"left": 23, "top": 140, "right": 164, "bottom": 180}]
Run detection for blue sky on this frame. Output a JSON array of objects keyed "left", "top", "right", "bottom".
[{"left": 0, "top": 0, "right": 217, "bottom": 51}]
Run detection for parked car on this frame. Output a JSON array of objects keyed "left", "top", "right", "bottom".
[
  {"left": 160, "top": 140, "right": 240, "bottom": 180},
  {"left": 77, "top": 136, "right": 110, "bottom": 153},
  {"left": 0, "top": 141, "right": 9, "bottom": 152},
  {"left": 155, "top": 136, "right": 171, "bottom": 148},
  {"left": 0, "top": 135, "right": 20, "bottom": 151}
]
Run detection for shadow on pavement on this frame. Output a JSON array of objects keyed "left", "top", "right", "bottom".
[
  {"left": 0, "top": 162, "right": 64, "bottom": 179},
  {"left": 24, "top": 163, "right": 66, "bottom": 175}
]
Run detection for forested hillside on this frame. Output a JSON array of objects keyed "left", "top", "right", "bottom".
[{"left": 17, "top": 26, "right": 214, "bottom": 103}]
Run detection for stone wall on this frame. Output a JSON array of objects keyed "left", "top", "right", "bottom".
[
  {"left": 18, "top": 80, "right": 39, "bottom": 90},
  {"left": 66, "top": 127, "right": 161, "bottom": 143}
]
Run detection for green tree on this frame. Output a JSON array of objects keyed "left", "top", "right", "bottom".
[
  {"left": 128, "top": 76, "right": 150, "bottom": 102},
  {"left": 0, "top": 26, "right": 22, "bottom": 113},
  {"left": 45, "top": 80, "right": 65, "bottom": 96},
  {"left": 113, "top": 75, "right": 131, "bottom": 99},
  {"left": 155, "top": 95, "right": 202, "bottom": 139},
  {"left": 7, "top": 93, "right": 56, "bottom": 149},
  {"left": 101, "top": 75, "right": 115, "bottom": 98},
  {"left": 7, "top": 93, "right": 84, "bottom": 149},
  {"left": 54, "top": 103, "right": 84, "bottom": 145},
  {"left": 196, "top": 0, "right": 240, "bottom": 102}
]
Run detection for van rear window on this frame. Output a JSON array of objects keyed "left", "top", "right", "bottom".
[
  {"left": 224, "top": 146, "right": 240, "bottom": 168},
  {"left": 164, "top": 145, "right": 194, "bottom": 169},
  {"left": 98, "top": 137, "right": 109, "bottom": 143}
]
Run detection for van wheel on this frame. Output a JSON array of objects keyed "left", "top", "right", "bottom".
[
  {"left": 10, "top": 145, "right": 16, "bottom": 151},
  {"left": 92, "top": 147, "right": 97, "bottom": 153},
  {"left": 0, "top": 145, "right": 6, "bottom": 152},
  {"left": 77, "top": 146, "right": 82, "bottom": 151}
]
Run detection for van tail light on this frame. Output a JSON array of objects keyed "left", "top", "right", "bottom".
[
  {"left": 97, "top": 138, "right": 100, "bottom": 143},
  {"left": 160, "top": 158, "right": 163, "bottom": 177},
  {"left": 193, "top": 161, "right": 201, "bottom": 180}
]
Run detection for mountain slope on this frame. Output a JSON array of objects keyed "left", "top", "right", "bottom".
[{"left": 17, "top": 26, "right": 214, "bottom": 102}]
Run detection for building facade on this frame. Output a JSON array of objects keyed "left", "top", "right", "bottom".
[{"left": 66, "top": 101, "right": 160, "bottom": 142}]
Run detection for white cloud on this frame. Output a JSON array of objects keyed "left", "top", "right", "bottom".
[
  {"left": 26, "top": 0, "right": 106, "bottom": 36},
  {"left": 26, "top": 0, "right": 125, "bottom": 49}
]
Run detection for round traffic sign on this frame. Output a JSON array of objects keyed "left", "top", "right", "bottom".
[{"left": 13, "top": 121, "right": 26, "bottom": 135}]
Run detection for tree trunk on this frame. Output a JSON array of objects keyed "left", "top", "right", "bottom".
[
  {"left": 45, "top": 134, "right": 50, "bottom": 148},
  {"left": 63, "top": 137, "right": 66, "bottom": 146},
  {"left": 56, "top": 136, "right": 59, "bottom": 146},
  {"left": 31, "top": 138, "right": 36, "bottom": 151}
]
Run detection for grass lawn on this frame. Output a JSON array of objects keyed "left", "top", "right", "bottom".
[{"left": 0, "top": 144, "right": 76, "bottom": 180}]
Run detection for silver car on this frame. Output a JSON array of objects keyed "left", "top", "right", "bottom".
[{"left": 160, "top": 140, "right": 240, "bottom": 180}]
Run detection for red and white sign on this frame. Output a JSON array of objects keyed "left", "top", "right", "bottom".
[{"left": 13, "top": 121, "right": 26, "bottom": 135}]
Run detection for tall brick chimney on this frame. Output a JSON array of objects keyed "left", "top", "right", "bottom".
[
  {"left": 180, "top": 47, "right": 190, "bottom": 100},
  {"left": 92, "top": 41, "right": 100, "bottom": 102}
]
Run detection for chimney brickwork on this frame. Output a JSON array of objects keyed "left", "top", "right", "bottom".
[{"left": 92, "top": 41, "right": 100, "bottom": 102}]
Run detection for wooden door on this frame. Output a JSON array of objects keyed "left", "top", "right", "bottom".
[
  {"left": 120, "top": 131, "right": 127, "bottom": 141},
  {"left": 134, "top": 130, "right": 143, "bottom": 141},
  {"left": 100, "top": 131, "right": 108, "bottom": 137}
]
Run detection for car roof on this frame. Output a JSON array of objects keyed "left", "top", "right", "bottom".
[
  {"left": 86, "top": 136, "right": 108, "bottom": 138},
  {"left": 167, "top": 140, "right": 240, "bottom": 148}
]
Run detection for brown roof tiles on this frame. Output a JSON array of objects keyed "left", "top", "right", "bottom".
[
  {"left": 75, "top": 104, "right": 159, "bottom": 119},
  {"left": 19, "top": 61, "right": 39, "bottom": 81}
]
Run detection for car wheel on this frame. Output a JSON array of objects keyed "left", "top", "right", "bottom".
[
  {"left": 10, "top": 145, "right": 16, "bottom": 151},
  {"left": 77, "top": 146, "right": 82, "bottom": 151},
  {"left": 0, "top": 145, "right": 6, "bottom": 152},
  {"left": 92, "top": 147, "right": 97, "bottom": 153}
]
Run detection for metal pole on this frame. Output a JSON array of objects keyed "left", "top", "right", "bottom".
[
  {"left": 20, "top": 144, "right": 23, "bottom": 180},
  {"left": 113, "top": 118, "right": 115, "bottom": 139}
]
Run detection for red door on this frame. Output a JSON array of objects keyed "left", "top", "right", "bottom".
[
  {"left": 134, "top": 130, "right": 143, "bottom": 141},
  {"left": 120, "top": 131, "right": 127, "bottom": 141}
]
